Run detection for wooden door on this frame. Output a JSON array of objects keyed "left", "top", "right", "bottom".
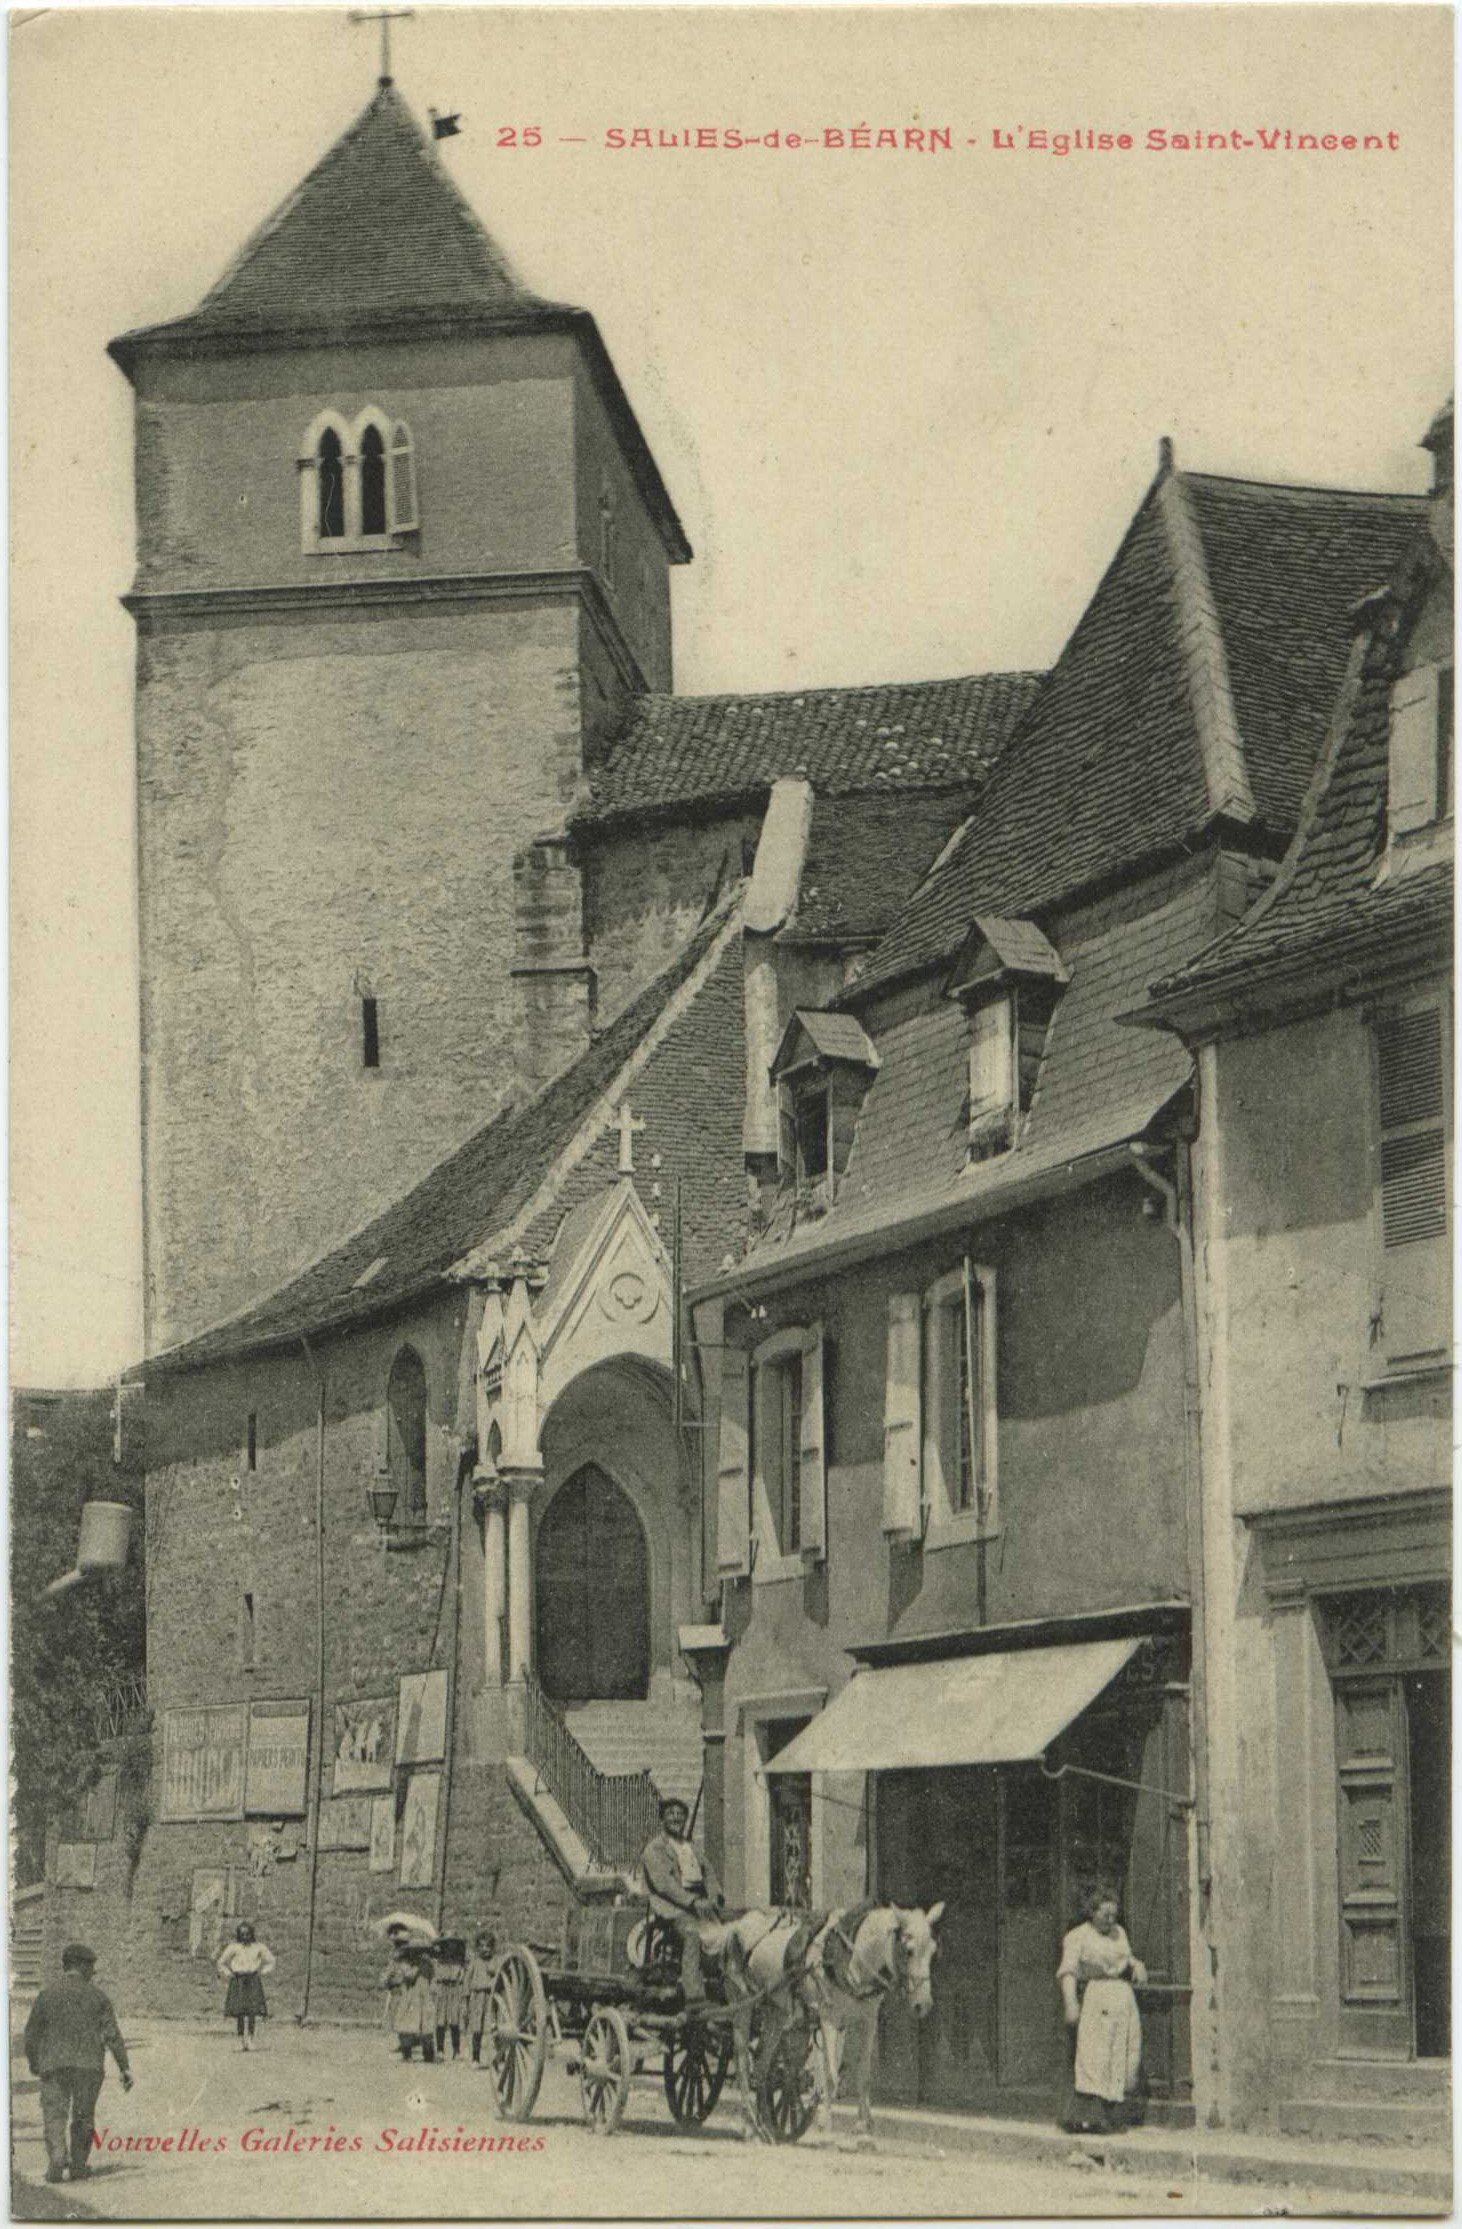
[
  {"left": 999, "top": 1769, "right": 1061, "bottom": 2088},
  {"left": 1405, "top": 1671, "right": 1450, "bottom": 2058},
  {"left": 1335, "top": 1677, "right": 1411, "bottom": 2054},
  {"left": 535, "top": 1466, "right": 649, "bottom": 1702}
]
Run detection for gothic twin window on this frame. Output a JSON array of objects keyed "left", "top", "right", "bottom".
[{"left": 300, "top": 410, "right": 418, "bottom": 551}]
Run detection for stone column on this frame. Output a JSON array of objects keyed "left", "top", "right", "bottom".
[
  {"left": 474, "top": 1476, "right": 507, "bottom": 1690},
  {"left": 505, "top": 1472, "right": 536, "bottom": 1685}
]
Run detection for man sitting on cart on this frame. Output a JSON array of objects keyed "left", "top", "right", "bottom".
[{"left": 638, "top": 1797, "right": 724, "bottom": 2006}]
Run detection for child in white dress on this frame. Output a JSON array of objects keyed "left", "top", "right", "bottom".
[{"left": 217, "top": 1922, "right": 276, "bottom": 2051}]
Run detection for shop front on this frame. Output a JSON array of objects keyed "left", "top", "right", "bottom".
[{"left": 765, "top": 1618, "right": 1193, "bottom": 2124}]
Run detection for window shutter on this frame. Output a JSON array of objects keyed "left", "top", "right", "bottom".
[
  {"left": 968, "top": 995, "right": 1014, "bottom": 1121},
  {"left": 882, "top": 1292, "right": 922, "bottom": 1538},
  {"left": 716, "top": 1345, "right": 752, "bottom": 1578},
  {"left": 389, "top": 423, "right": 419, "bottom": 532},
  {"left": 1388, "top": 669, "right": 1439, "bottom": 836},
  {"left": 798, "top": 1325, "right": 827, "bottom": 1562},
  {"left": 1376, "top": 1009, "right": 1449, "bottom": 1367}
]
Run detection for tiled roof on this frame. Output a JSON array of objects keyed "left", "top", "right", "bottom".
[
  {"left": 578, "top": 672, "right": 1042, "bottom": 825},
  {"left": 790, "top": 791, "right": 977, "bottom": 945},
  {"left": 141, "top": 906, "right": 738, "bottom": 1374},
  {"left": 1148, "top": 533, "right": 1452, "bottom": 1004},
  {"left": 850, "top": 469, "right": 1426, "bottom": 998},
  {"left": 112, "top": 83, "right": 547, "bottom": 353},
  {"left": 772, "top": 1011, "right": 880, "bottom": 1078},
  {"left": 727, "top": 872, "right": 1211, "bottom": 1287},
  {"left": 957, "top": 916, "right": 1068, "bottom": 984}
]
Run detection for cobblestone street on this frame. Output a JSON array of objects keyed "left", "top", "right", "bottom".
[{"left": 9, "top": 2016, "right": 1436, "bottom": 2221}]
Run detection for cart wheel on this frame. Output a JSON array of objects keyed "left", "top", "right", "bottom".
[
  {"left": 485, "top": 1946, "right": 548, "bottom": 2121},
  {"left": 664, "top": 2018, "right": 733, "bottom": 2125},
  {"left": 757, "top": 2021, "right": 819, "bottom": 2144},
  {"left": 580, "top": 2006, "right": 632, "bottom": 2137}
]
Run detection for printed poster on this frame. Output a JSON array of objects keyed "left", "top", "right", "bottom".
[
  {"left": 332, "top": 1695, "right": 397, "bottom": 1793},
  {"left": 399, "top": 1772, "right": 440, "bottom": 1890},
  {"left": 318, "top": 1795, "right": 375, "bottom": 1851},
  {"left": 161, "top": 1705, "right": 246, "bottom": 1822},
  {"left": 245, "top": 1699, "right": 311, "bottom": 1815},
  {"left": 394, "top": 1670, "right": 448, "bottom": 1766},
  {"left": 54, "top": 1843, "right": 97, "bottom": 1889},
  {"left": 368, "top": 1794, "right": 396, "bottom": 1874}
]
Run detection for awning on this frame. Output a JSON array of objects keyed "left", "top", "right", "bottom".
[{"left": 763, "top": 1636, "right": 1140, "bottom": 1775}]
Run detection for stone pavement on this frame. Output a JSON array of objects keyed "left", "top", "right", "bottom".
[{"left": 8, "top": 2013, "right": 1450, "bottom": 2221}]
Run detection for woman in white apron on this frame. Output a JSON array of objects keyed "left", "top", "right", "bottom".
[{"left": 1057, "top": 1885, "right": 1146, "bottom": 2132}]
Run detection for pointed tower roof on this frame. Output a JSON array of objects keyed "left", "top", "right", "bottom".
[
  {"left": 113, "top": 82, "right": 554, "bottom": 352},
  {"left": 109, "top": 83, "right": 691, "bottom": 560}
]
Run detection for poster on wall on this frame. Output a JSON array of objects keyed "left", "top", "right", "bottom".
[
  {"left": 398, "top": 1772, "right": 440, "bottom": 1889},
  {"left": 54, "top": 1843, "right": 97, "bottom": 1889},
  {"left": 368, "top": 1795, "right": 396, "bottom": 1873},
  {"left": 395, "top": 1672, "right": 447, "bottom": 1766},
  {"left": 319, "top": 1795, "right": 374, "bottom": 1850},
  {"left": 332, "top": 1696, "right": 397, "bottom": 1793},
  {"left": 188, "top": 1867, "right": 234, "bottom": 1958},
  {"left": 161, "top": 1705, "right": 246, "bottom": 1821},
  {"left": 245, "top": 1699, "right": 311, "bottom": 1815}
]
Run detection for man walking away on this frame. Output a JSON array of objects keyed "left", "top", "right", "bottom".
[{"left": 23, "top": 1942, "right": 133, "bottom": 2183}]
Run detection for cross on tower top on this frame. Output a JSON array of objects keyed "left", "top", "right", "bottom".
[{"left": 347, "top": 6, "right": 415, "bottom": 85}]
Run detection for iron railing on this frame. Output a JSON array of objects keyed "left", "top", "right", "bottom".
[{"left": 521, "top": 1673, "right": 662, "bottom": 1872}]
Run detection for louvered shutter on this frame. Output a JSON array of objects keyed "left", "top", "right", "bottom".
[
  {"left": 882, "top": 1292, "right": 923, "bottom": 1537},
  {"left": 389, "top": 423, "right": 419, "bottom": 533},
  {"left": 1376, "top": 1009, "right": 1449, "bottom": 1367},
  {"left": 1388, "top": 669, "right": 1439, "bottom": 836},
  {"left": 716, "top": 1344, "right": 752, "bottom": 1577},
  {"left": 968, "top": 995, "right": 1014, "bottom": 1123},
  {"left": 797, "top": 1325, "right": 827, "bottom": 1562}
]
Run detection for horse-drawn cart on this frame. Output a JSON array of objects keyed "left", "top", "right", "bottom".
[{"left": 483, "top": 1901, "right": 819, "bottom": 2141}]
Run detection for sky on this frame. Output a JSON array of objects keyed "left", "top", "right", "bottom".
[{"left": 9, "top": 4, "right": 1453, "bottom": 1386}]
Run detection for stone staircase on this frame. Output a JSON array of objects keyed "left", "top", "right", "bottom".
[
  {"left": 563, "top": 1691, "right": 703, "bottom": 1810},
  {"left": 1278, "top": 2058, "right": 1451, "bottom": 2149}
]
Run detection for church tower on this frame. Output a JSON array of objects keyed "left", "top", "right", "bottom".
[{"left": 111, "top": 78, "right": 690, "bottom": 1352}]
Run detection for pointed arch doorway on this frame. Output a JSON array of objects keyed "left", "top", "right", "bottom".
[{"left": 535, "top": 1464, "right": 650, "bottom": 1702}]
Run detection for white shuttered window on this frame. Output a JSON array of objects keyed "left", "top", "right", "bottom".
[{"left": 1375, "top": 1005, "right": 1450, "bottom": 1369}]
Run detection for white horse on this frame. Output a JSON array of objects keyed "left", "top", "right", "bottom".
[{"left": 709, "top": 1899, "right": 944, "bottom": 2145}]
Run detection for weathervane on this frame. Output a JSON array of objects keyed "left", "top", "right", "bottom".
[{"left": 348, "top": 7, "right": 415, "bottom": 85}]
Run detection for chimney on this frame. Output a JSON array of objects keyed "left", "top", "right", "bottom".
[
  {"left": 1421, "top": 395, "right": 1453, "bottom": 563},
  {"left": 511, "top": 836, "right": 596, "bottom": 1101}
]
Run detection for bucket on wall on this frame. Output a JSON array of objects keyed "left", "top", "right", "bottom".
[{"left": 77, "top": 1501, "right": 135, "bottom": 1572}]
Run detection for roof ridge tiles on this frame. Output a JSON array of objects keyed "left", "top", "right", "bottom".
[
  {"left": 1157, "top": 474, "right": 1257, "bottom": 827},
  {"left": 1180, "top": 469, "right": 1427, "bottom": 507}
]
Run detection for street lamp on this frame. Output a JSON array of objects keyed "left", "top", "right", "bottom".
[{"left": 368, "top": 1475, "right": 399, "bottom": 1531}]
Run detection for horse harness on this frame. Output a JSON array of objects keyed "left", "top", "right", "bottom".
[{"left": 813, "top": 1898, "right": 896, "bottom": 2004}]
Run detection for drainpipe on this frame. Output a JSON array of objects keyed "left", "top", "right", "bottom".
[
  {"left": 1131, "top": 1138, "right": 1214, "bottom": 2115},
  {"left": 299, "top": 1336, "right": 327, "bottom": 2025},
  {"left": 435, "top": 1444, "right": 470, "bottom": 1935}
]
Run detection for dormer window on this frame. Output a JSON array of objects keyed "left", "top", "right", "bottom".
[
  {"left": 946, "top": 915, "right": 1068, "bottom": 1163},
  {"left": 794, "top": 1089, "right": 830, "bottom": 1187},
  {"left": 771, "top": 1010, "right": 880, "bottom": 1214},
  {"left": 300, "top": 409, "right": 418, "bottom": 553},
  {"left": 1389, "top": 661, "right": 1454, "bottom": 836}
]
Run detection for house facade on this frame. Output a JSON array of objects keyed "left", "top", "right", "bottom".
[
  {"left": 1140, "top": 403, "right": 1453, "bottom": 2140},
  {"left": 683, "top": 450, "right": 1428, "bottom": 2128}
]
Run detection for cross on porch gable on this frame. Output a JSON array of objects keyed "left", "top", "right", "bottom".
[{"left": 615, "top": 1103, "right": 647, "bottom": 1173}]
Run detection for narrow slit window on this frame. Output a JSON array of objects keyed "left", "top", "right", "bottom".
[
  {"left": 245, "top": 1412, "right": 257, "bottom": 1472},
  {"left": 317, "top": 428, "right": 345, "bottom": 540},
  {"left": 240, "top": 1591, "right": 255, "bottom": 1671},
  {"left": 360, "top": 423, "right": 387, "bottom": 536},
  {"left": 362, "top": 997, "right": 380, "bottom": 1069}
]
